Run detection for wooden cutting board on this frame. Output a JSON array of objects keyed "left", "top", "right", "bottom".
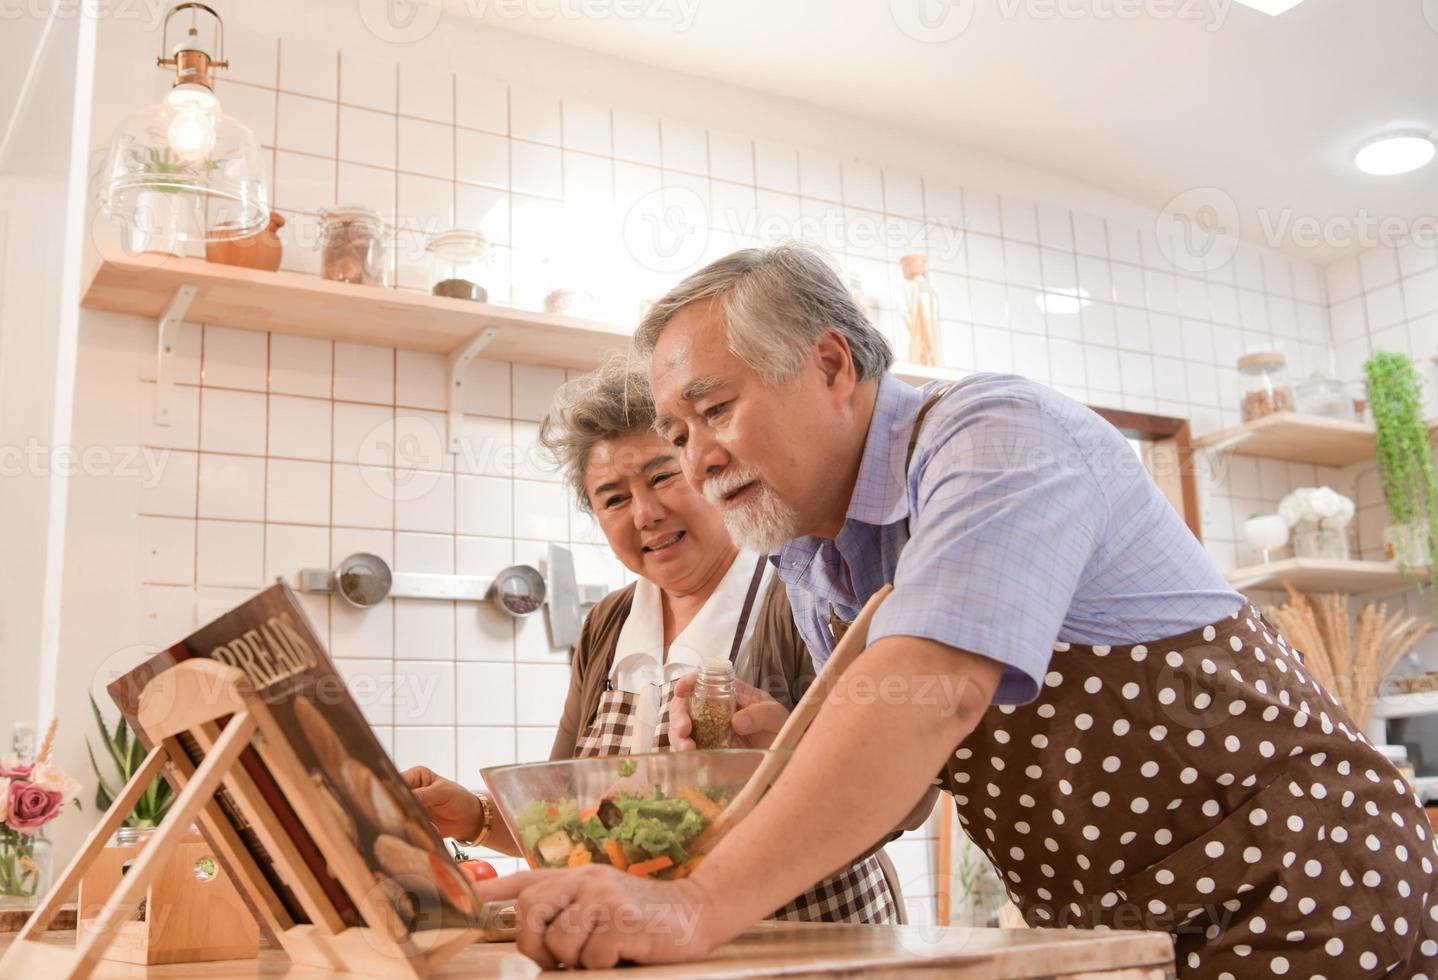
[{"left": 1, "top": 921, "right": 1174, "bottom": 978}]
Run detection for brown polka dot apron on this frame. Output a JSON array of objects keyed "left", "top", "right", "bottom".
[
  {"left": 946, "top": 609, "right": 1438, "bottom": 978},
  {"left": 573, "top": 559, "right": 898, "bottom": 925},
  {"left": 834, "top": 386, "right": 1438, "bottom": 976}
]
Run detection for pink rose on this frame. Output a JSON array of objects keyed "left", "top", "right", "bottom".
[{"left": 7, "top": 780, "right": 62, "bottom": 834}]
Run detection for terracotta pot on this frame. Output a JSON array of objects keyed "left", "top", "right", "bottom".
[{"left": 206, "top": 211, "right": 285, "bottom": 271}]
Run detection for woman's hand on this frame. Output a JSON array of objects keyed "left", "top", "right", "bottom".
[
  {"left": 668, "top": 675, "right": 791, "bottom": 751},
  {"left": 400, "top": 766, "right": 482, "bottom": 840}
]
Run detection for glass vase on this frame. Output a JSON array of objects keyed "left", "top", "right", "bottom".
[
  {"left": 1292, "top": 521, "right": 1350, "bottom": 561},
  {"left": 0, "top": 827, "right": 52, "bottom": 911}
]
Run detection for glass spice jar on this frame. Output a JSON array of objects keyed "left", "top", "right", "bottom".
[
  {"left": 1237, "top": 351, "right": 1294, "bottom": 421},
  {"left": 690, "top": 658, "right": 736, "bottom": 750},
  {"left": 319, "top": 206, "right": 389, "bottom": 286},
  {"left": 426, "top": 229, "right": 490, "bottom": 302},
  {"left": 900, "top": 254, "right": 941, "bottom": 368},
  {"left": 1293, "top": 373, "right": 1355, "bottom": 421}
]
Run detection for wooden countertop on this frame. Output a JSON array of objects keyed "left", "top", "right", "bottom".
[{"left": 3, "top": 921, "right": 1173, "bottom": 978}]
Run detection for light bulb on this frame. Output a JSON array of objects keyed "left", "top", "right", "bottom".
[{"left": 168, "top": 106, "right": 216, "bottom": 161}]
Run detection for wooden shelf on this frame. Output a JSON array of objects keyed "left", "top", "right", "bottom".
[
  {"left": 1226, "top": 557, "right": 1428, "bottom": 593},
  {"left": 1194, "top": 413, "right": 1379, "bottom": 467},
  {"left": 82, "top": 251, "right": 634, "bottom": 370},
  {"left": 892, "top": 362, "right": 968, "bottom": 387},
  {"left": 82, "top": 252, "right": 949, "bottom": 389},
  {"left": 1194, "top": 412, "right": 1438, "bottom": 468},
  {"left": 1370, "top": 690, "right": 1438, "bottom": 723}
]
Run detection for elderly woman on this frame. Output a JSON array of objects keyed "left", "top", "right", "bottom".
[{"left": 403, "top": 356, "right": 912, "bottom": 924}]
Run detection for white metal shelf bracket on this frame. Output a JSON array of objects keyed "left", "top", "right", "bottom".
[
  {"left": 154, "top": 283, "right": 198, "bottom": 426},
  {"left": 447, "top": 327, "right": 499, "bottom": 453}
]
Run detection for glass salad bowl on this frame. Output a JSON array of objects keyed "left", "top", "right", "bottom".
[{"left": 481, "top": 749, "right": 790, "bottom": 880}]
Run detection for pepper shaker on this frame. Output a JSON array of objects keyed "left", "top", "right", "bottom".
[{"left": 690, "top": 658, "right": 736, "bottom": 750}]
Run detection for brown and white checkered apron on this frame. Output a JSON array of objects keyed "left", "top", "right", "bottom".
[
  {"left": 573, "top": 558, "right": 898, "bottom": 925},
  {"left": 834, "top": 384, "right": 1438, "bottom": 977}
]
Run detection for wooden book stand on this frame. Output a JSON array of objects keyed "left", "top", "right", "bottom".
[{"left": 1, "top": 660, "right": 480, "bottom": 979}]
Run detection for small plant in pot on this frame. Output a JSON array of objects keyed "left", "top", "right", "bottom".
[
  {"left": 86, "top": 696, "right": 173, "bottom": 827},
  {"left": 1364, "top": 351, "right": 1437, "bottom": 584}
]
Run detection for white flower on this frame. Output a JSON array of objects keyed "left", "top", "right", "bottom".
[
  {"left": 29, "top": 763, "right": 80, "bottom": 801},
  {"left": 0, "top": 777, "right": 9, "bottom": 823},
  {"left": 1279, "top": 486, "right": 1354, "bottom": 529}
]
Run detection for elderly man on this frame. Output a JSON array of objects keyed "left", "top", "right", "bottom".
[{"left": 476, "top": 244, "right": 1437, "bottom": 978}]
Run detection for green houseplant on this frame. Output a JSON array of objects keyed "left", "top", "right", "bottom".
[
  {"left": 86, "top": 696, "right": 174, "bottom": 827},
  {"left": 1364, "top": 351, "right": 1438, "bottom": 584}
]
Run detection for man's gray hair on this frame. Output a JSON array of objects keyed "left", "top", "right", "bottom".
[
  {"left": 537, "top": 354, "right": 657, "bottom": 513},
  {"left": 632, "top": 243, "right": 894, "bottom": 384}
]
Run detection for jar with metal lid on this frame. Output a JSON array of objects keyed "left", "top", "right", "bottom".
[
  {"left": 319, "top": 206, "right": 389, "bottom": 286},
  {"left": 426, "top": 229, "right": 490, "bottom": 302},
  {"left": 1293, "top": 372, "right": 1355, "bottom": 420},
  {"left": 1237, "top": 351, "right": 1294, "bottom": 422}
]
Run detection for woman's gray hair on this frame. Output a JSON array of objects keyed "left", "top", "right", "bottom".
[
  {"left": 537, "top": 354, "right": 657, "bottom": 513},
  {"left": 632, "top": 242, "right": 894, "bottom": 384}
]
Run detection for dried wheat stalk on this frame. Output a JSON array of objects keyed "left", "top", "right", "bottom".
[{"left": 1265, "top": 584, "right": 1431, "bottom": 729}]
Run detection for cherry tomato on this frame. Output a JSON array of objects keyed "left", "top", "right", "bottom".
[{"left": 458, "top": 859, "right": 498, "bottom": 883}]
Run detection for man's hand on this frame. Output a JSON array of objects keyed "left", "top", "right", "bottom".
[
  {"left": 668, "top": 675, "right": 791, "bottom": 750},
  {"left": 471, "top": 865, "right": 719, "bottom": 970},
  {"left": 400, "top": 766, "right": 481, "bottom": 840}
]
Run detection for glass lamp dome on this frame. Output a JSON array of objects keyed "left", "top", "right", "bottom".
[
  {"left": 99, "top": 2, "right": 268, "bottom": 244},
  {"left": 101, "top": 100, "right": 268, "bottom": 242}
]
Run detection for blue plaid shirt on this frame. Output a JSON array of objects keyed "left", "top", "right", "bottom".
[{"left": 773, "top": 373, "right": 1242, "bottom": 704}]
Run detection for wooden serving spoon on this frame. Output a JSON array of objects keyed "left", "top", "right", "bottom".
[{"left": 691, "top": 584, "right": 893, "bottom": 854}]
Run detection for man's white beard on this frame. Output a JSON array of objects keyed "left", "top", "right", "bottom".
[{"left": 704, "top": 470, "right": 801, "bottom": 553}]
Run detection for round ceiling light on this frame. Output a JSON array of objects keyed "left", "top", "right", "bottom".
[{"left": 1355, "top": 134, "right": 1435, "bottom": 176}]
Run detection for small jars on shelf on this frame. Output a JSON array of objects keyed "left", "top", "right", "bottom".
[
  {"left": 319, "top": 206, "right": 389, "bottom": 286},
  {"left": 426, "top": 229, "right": 490, "bottom": 302},
  {"left": 1237, "top": 351, "right": 1294, "bottom": 422}
]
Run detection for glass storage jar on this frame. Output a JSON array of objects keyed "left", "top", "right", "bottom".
[
  {"left": 426, "top": 229, "right": 490, "bottom": 302},
  {"left": 1237, "top": 351, "right": 1294, "bottom": 421},
  {"left": 1294, "top": 373, "right": 1355, "bottom": 420},
  {"left": 319, "top": 206, "right": 389, "bottom": 286}
]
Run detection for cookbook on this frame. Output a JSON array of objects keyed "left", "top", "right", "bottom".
[{"left": 107, "top": 583, "right": 480, "bottom": 937}]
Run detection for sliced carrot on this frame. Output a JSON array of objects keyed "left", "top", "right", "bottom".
[
  {"left": 602, "top": 839, "right": 629, "bottom": 870},
  {"left": 578, "top": 804, "right": 600, "bottom": 822},
  {"left": 677, "top": 786, "right": 723, "bottom": 822},
  {"left": 671, "top": 855, "right": 704, "bottom": 880},
  {"left": 626, "top": 855, "right": 674, "bottom": 877},
  {"left": 567, "top": 843, "right": 592, "bottom": 867}
]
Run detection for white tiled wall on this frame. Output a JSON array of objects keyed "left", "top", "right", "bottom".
[{"left": 68, "top": 0, "right": 1434, "bottom": 899}]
